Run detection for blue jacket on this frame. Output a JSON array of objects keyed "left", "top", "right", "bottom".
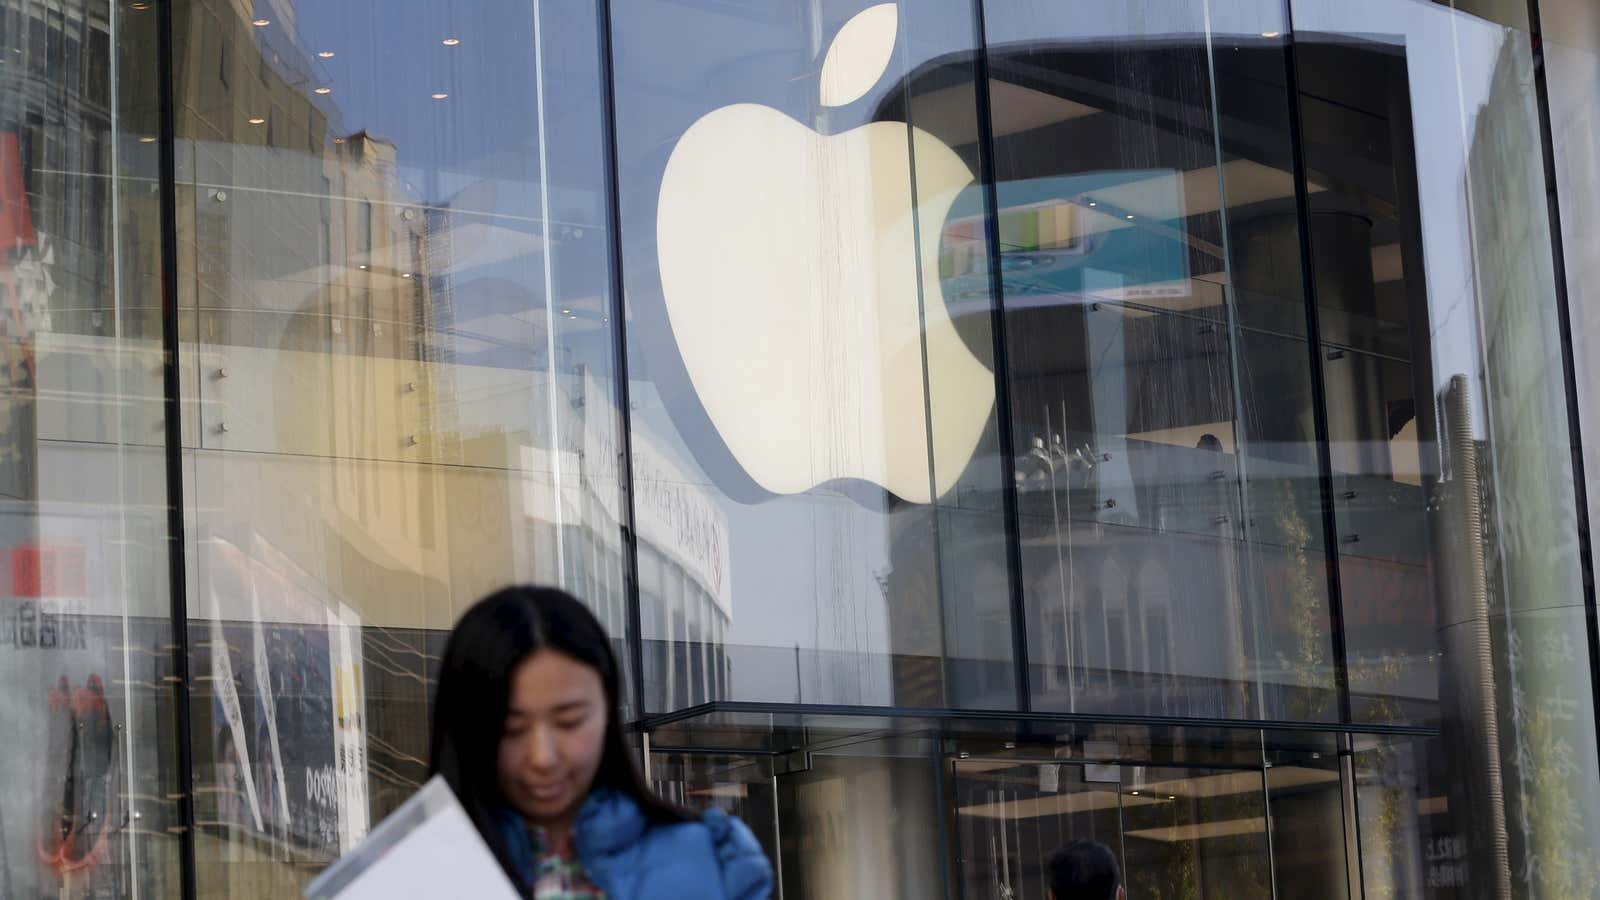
[{"left": 496, "top": 789, "right": 773, "bottom": 899}]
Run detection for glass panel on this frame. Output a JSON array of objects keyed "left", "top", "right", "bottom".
[
  {"left": 169, "top": 0, "right": 629, "bottom": 893},
  {"left": 1349, "top": 735, "right": 1440, "bottom": 899},
  {"left": 952, "top": 756, "right": 1275, "bottom": 900},
  {"left": 954, "top": 759, "right": 1124, "bottom": 900},
  {"left": 981, "top": 0, "right": 1339, "bottom": 720},
  {"left": 1290, "top": 20, "right": 1437, "bottom": 730},
  {"left": 610, "top": 0, "right": 1015, "bottom": 713},
  {"left": 1542, "top": 0, "right": 1600, "bottom": 677},
  {"left": 777, "top": 734, "right": 949, "bottom": 898},
  {"left": 1292, "top": 0, "right": 1600, "bottom": 895},
  {"left": 0, "top": 0, "right": 183, "bottom": 896},
  {"left": 1264, "top": 733, "right": 1351, "bottom": 900},
  {"left": 1543, "top": 10, "right": 1600, "bottom": 883},
  {"left": 649, "top": 752, "right": 781, "bottom": 881},
  {"left": 1121, "top": 764, "right": 1275, "bottom": 899}
]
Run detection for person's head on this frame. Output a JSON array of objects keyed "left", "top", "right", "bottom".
[
  {"left": 429, "top": 586, "right": 684, "bottom": 864},
  {"left": 1049, "top": 839, "right": 1123, "bottom": 900}
]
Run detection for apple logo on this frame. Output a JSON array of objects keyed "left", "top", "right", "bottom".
[{"left": 655, "top": 3, "right": 995, "bottom": 505}]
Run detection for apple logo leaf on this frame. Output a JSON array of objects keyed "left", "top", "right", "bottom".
[{"left": 820, "top": 3, "right": 898, "bottom": 108}]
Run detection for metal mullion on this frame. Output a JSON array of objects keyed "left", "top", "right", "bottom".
[
  {"left": 594, "top": 0, "right": 648, "bottom": 728},
  {"left": 155, "top": 0, "right": 198, "bottom": 896}
]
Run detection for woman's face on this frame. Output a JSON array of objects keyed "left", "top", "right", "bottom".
[{"left": 497, "top": 648, "right": 608, "bottom": 828}]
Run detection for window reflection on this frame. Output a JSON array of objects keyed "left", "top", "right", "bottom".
[
  {"left": 9, "top": 0, "right": 1600, "bottom": 896},
  {"left": 978, "top": 0, "right": 1339, "bottom": 720},
  {"left": 170, "top": 0, "right": 631, "bottom": 892},
  {"left": 0, "top": 0, "right": 182, "bottom": 895},
  {"left": 1291, "top": 0, "right": 1600, "bottom": 895},
  {"left": 612, "top": 0, "right": 1017, "bottom": 714}
]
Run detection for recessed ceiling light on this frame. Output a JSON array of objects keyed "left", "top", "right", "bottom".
[
  {"left": 248, "top": 116, "right": 266, "bottom": 125},
  {"left": 318, "top": 51, "right": 336, "bottom": 59},
  {"left": 251, "top": 18, "right": 270, "bottom": 27},
  {"left": 1087, "top": 201, "right": 1097, "bottom": 207},
  {"left": 315, "top": 87, "right": 332, "bottom": 95},
  {"left": 1131, "top": 790, "right": 1141, "bottom": 796},
  {"left": 402, "top": 272, "right": 413, "bottom": 278},
  {"left": 561, "top": 308, "right": 572, "bottom": 315},
  {"left": 358, "top": 264, "right": 369, "bottom": 270},
  {"left": 442, "top": 38, "right": 460, "bottom": 46},
  {"left": 431, "top": 92, "right": 449, "bottom": 100},
  {"left": 1125, "top": 214, "right": 1135, "bottom": 220}
]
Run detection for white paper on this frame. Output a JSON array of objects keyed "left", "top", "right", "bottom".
[
  {"left": 305, "top": 775, "right": 521, "bottom": 900},
  {"left": 1039, "top": 763, "right": 1060, "bottom": 794}
]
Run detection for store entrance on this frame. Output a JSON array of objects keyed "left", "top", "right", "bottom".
[
  {"left": 647, "top": 713, "right": 1361, "bottom": 900},
  {"left": 952, "top": 755, "right": 1282, "bottom": 900}
]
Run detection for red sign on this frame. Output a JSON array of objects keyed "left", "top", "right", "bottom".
[
  {"left": 0, "top": 132, "right": 34, "bottom": 252},
  {"left": 7, "top": 544, "right": 87, "bottom": 598}
]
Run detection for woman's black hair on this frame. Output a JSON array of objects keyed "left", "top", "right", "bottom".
[{"left": 429, "top": 585, "right": 689, "bottom": 880}]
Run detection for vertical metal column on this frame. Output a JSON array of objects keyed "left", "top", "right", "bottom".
[
  {"left": 155, "top": 0, "right": 198, "bottom": 896},
  {"left": 1260, "top": 731, "right": 1281, "bottom": 900},
  {"left": 1280, "top": 5, "right": 1354, "bottom": 724},
  {"left": 1338, "top": 732, "right": 1366, "bottom": 900},
  {"left": 594, "top": 0, "right": 649, "bottom": 727},
  {"left": 967, "top": 0, "right": 1033, "bottom": 715}
]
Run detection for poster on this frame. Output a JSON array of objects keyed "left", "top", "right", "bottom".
[{"left": 204, "top": 534, "right": 370, "bottom": 862}]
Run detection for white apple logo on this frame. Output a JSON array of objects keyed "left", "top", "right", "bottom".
[{"left": 655, "top": 3, "right": 995, "bottom": 505}]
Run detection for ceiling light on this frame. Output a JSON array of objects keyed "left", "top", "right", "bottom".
[
  {"left": 314, "top": 87, "right": 332, "bottom": 96},
  {"left": 129, "top": 1, "right": 149, "bottom": 9},
  {"left": 139, "top": 136, "right": 157, "bottom": 143},
  {"left": 358, "top": 264, "right": 369, "bottom": 270},
  {"left": 402, "top": 272, "right": 413, "bottom": 278},
  {"left": 431, "top": 92, "right": 449, "bottom": 100},
  {"left": 1131, "top": 790, "right": 1141, "bottom": 796},
  {"left": 252, "top": 18, "right": 270, "bottom": 27},
  {"left": 1087, "top": 201, "right": 1097, "bottom": 207},
  {"left": 333, "top": 137, "right": 345, "bottom": 144},
  {"left": 1261, "top": 31, "right": 1282, "bottom": 38},
  {"left": 1125, "top": 214, "right": 1135, "bottom": 220},
  {"left": 248, "top": 116, "right": 266, "bottom": 125},
  {"left": 442, "top": 38, "right": 460, "bottom": 46},
  {"left": 318, "top": 51, "right": 336, "bottom": 59},
  {"left": 561, "top": 308, "right": 572, "bottom": 315}
]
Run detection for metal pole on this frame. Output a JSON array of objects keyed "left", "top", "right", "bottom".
[
  {"left": 968, "top": 0, "right": 1033, "bottom": 715},
  {"left": 594, "top": 0, "right": 649, "bottom": 725},
  {"left": 155, "top": 0, "right": 198, "bottom": 896},
  {"left": 1280, "top": 5, "right": 1354, "bottom": 724}
]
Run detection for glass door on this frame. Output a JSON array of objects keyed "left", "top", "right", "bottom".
[{"left": 952, "top": 756, "right": 1277, "bottom": 900}]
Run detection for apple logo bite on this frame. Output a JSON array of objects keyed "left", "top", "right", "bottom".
[{"left": 655, "top": 3, "right": 996, "bottom": 505}]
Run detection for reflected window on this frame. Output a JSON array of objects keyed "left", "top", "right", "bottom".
[
  {"left": 612, "top": 0, "right": 1017, "bottom": 713},
  {"left": 167, "top": 0, "right": 634, "bottom": 890}
]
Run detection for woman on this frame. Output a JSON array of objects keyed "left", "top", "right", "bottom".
[{"left": 429, "top": 586, "right": 772, "bottom": 898}]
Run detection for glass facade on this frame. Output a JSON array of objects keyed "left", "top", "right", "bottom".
[{"left": 4, "top": 0, "right": 1600, "bottom": 897}]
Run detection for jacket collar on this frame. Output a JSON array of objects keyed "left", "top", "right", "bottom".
[
  {"left": 572, "top": 787, "right": 648, "bottom": 860},
  {"left": 497, "top": 788, "right": 648, "bottom": 867}
]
